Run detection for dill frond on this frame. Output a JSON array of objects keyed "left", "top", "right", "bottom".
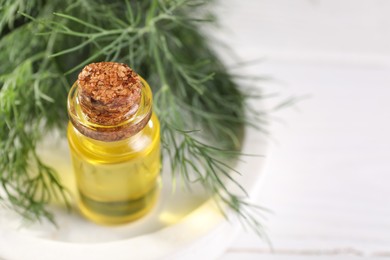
[{"left": 0, "top": 0, "right": 269, "bottom": 237}]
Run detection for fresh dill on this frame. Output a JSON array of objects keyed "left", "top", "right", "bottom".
[{"left": 0, "top": 0, "right": 267, "bottom": 237}]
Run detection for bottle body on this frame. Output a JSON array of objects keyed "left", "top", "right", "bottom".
[
  {"left": 66, "top": 65, "right": 161, "bottom": 225},
  {"left": 67, "top": 114, "right": 161, "bottom": 224}
]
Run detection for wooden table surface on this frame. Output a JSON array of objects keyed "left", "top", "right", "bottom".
[{"left": 217, "top": 0, "right": 390, "bottom": 259}]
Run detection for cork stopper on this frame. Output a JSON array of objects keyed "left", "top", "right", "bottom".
[
  {"left": 77, "top": 62, "right": 142, "bottom": 126},
  {"left": 68, "top": 62, "right": 153, "bottom": 142}
]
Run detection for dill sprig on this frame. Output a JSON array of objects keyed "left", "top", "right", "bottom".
[{"left": 0, "top": 0, "right": 268, "bottom": 236}]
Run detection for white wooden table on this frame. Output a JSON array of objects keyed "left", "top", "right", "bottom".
[{"left": 218, "top": 0, "right": 390, "bottom": 259}]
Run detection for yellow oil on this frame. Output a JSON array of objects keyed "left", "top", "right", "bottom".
[{"left": 67, "top": 114, "right": 161, "bottom": 225}]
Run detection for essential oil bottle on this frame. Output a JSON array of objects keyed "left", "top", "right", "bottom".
[{"left": 67, "top": 62, "right": 161, "bottom": 225}]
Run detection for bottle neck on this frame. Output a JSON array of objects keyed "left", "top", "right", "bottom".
[{"left": 67, "top": 77, "right": 153, "bottom": 142}]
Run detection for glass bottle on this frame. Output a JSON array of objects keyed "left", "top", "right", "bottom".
[{"left": 67, "top": 62, "right": 161, "bottom": 225}]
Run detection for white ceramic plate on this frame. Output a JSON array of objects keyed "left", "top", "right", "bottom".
[{"left": 0, "top": 116, "right": 267, "bottom": 260}]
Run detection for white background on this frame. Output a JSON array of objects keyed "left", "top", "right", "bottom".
[{"left": 217, "top": 0, "right": 390, "bottom": 259}]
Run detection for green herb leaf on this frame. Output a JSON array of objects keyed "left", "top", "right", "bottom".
[{"left": 0, "top": 0, "right": 269, "bottom": 238}]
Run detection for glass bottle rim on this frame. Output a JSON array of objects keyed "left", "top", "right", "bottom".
[{"left": 67, "top": 76, "right": 153, "bottom": 141}]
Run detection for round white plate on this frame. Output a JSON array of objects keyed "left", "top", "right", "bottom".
[{"left": 0, "top": 119, "right": 267, "bottom": 260}]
